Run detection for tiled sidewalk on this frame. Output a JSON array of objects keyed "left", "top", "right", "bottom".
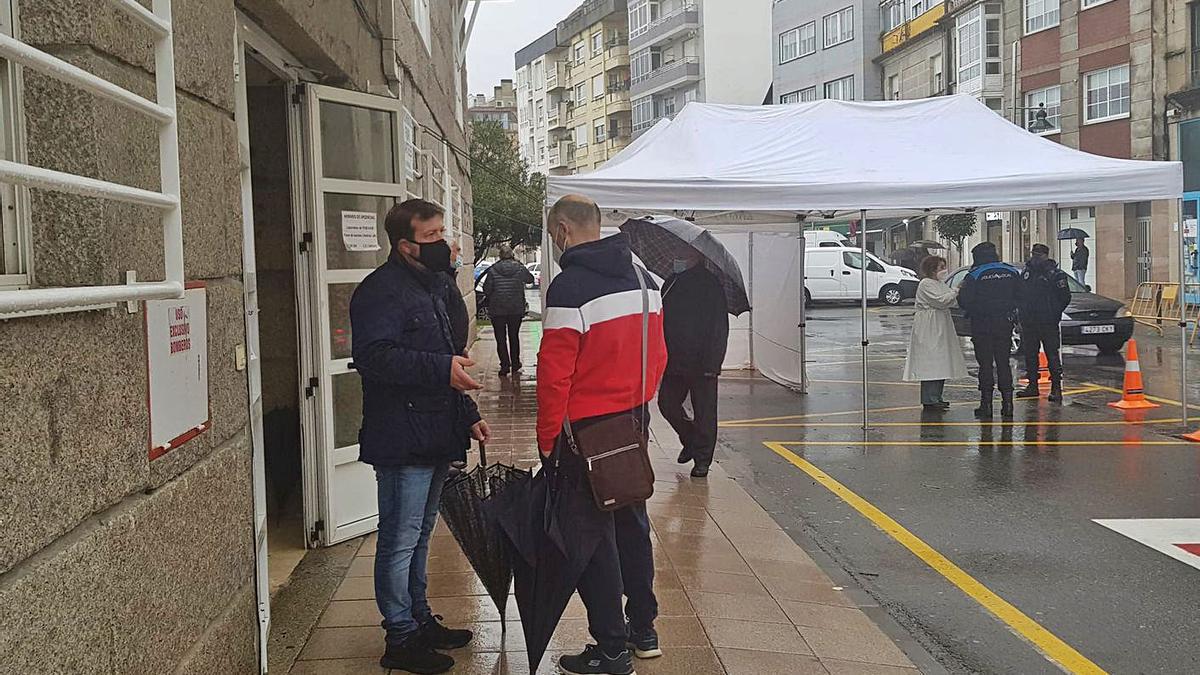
[{"left": 290, "top": 327, "right": 923, "bottom": 674}]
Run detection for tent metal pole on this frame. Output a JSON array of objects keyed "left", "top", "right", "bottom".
[
  {"left": 798, "top": 224, "right": 808, "bottom": 393},
  {"left": 860, "top": 209, "right": 869, "bottom": 430},
  {"left": 748, "top": 232, "right": 755, "bottom": 371},
  {"left": 1180, "top": 197, "right": 1189, "bottom": 426}
]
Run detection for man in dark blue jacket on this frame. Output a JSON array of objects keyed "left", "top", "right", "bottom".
[
  {"left": 351, "top": 198, "right": 491, "bottom": 674},
  {"left": 957, "top": 241, "right": 1021, "bottom": 419}
]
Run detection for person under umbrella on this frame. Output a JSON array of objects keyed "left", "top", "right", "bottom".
[{"left": 658, "top": 247, "right": 728, "bottom": 478}]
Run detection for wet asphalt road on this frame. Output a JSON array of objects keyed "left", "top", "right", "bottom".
[{"left": 712, "top": 303, "right": 1200, "bottom": 674}]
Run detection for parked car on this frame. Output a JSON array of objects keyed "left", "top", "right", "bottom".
[
  {"left": 473, "top": 260, "right": 493, "bottom": 284},
  {"left": 944, "top": 266, "right": 1134, "bottom": 354},
  {"left": 526, "top": 261, "right": 541, "bottom": 288},
  {"left": 805, "top": 247, "right": 919, "bottom": 306}
]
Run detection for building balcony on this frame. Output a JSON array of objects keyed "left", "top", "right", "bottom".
[
  {"left": 547, "top": 102, "right": 569, "bottom": 130},
  {"left": 547, "top": 62, "right": 569, "bottom": 91},
  {"left": 549, "top": 141, "right": 572, "bottom": 170},
  {"left": 608, "top": 125, "right": 633, "bottom": 148},
  {"left": 630, "top": 58, "right": 701, "bottom": 99},
  {"left": 605, "top": 44, "right": 630, "bottom": 71},
  {"left": 606, "top": 91, "right": 632, "bottom": 113},
  {"left": 630, "top": 4, "right": 699, "bottom": 50}
]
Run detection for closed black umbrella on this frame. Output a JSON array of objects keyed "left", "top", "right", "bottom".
[
  {"left": 486, "top": 457, "right": 606, "bottom": 672},
  {"left": 620, "top": 216, "right": 751, "bottom": 315},
  {"left": 438, "top": 443, "right": 531, "bottom": 631}
]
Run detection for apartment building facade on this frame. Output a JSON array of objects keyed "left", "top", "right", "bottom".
[
  {"left": 1166, "top": 0, "right": 1200, "bottom": 287},
  {"left": 470, "top": 79, "right": 519, "bottom": 145},
  {"left": 516, "top": 0, "right": 632, "bottom": 175},
  {"left": 629, "top": 0, "right": 773, "bottom": 136},
  {"left": 560, "top": 0, "right": 633, "bottom": 173},
  {"left": 516, "top": 29, "right": 561, "bottom": 175},
  {"left": 773, "top": 0, "right": 882, "bottom": 103},
  {"left": 1003, "top": 0, "right": 1175, "bottom": 298},
  {"left": 0, "top": 1, "right": 473, "bottom": 672}
]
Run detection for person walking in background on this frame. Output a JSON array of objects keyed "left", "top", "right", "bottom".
[
  {"left": 446, "top": 240, "right": 469, "bottom": 356},
  {"left": 1071, "top": 237, "right": 1089, "bottom": 285},
  {"left": 957, "top": 241, "right": 1021, "bottom": 420},
  {"left": 902, "top": 255, "right": 966, "bottom": 410},
  {"left": 350, "top": 199, "right": 491, "bottom": 674},
  {"left": 1017, "top": 243, "right": 1072, "bottom": 403},
  {"left": 538, "top": 194, "right": 667, "bottom": 675},
  {"left": 482, "top": 244, "right": 534, "bottom": 376},
  {"left": 658, "top": 248, "right": 729, "bottom": 478}
]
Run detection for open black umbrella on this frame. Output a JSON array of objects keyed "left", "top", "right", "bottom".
[
  {"left": 1057, "top": 227, "right": 1090, "bottom": 240},
  {"left": 438, "top": 443, "right": 531, "bottom": 631},
  {"left": 620, "top": 216, "right": 751, "bottom": 315},
  {"left": 486, "top": 457, "right": 605, "bottom": 672}
]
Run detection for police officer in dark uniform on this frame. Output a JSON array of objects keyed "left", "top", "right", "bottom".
[
  {"left": 957, "top": 241, "right": 1021, "bottom": 419},
  {"left": 1016, "top": 243, "right": 1072, "bottom": 402}
]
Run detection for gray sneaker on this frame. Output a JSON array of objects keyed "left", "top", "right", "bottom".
[{"left": 627, "top": 626, "right": 662, "bottom": 659}]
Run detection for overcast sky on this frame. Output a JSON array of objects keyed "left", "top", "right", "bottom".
[{"left": 466, "top": 0, "right": 582, "bottom": 96}]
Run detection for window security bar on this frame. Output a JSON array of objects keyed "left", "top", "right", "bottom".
[{"left": 0, "top": 0, "right": 183, "bottom": 314}]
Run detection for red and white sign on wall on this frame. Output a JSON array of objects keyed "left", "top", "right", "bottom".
[{"left": 145, "top": 283, "right": 210, "bottom": 459}]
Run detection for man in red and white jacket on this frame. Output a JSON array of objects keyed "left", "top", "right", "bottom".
[{"left": 538, "top": 195, "right": 667, "bottom": 675}]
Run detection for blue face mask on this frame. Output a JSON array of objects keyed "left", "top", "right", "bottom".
[{"left": 453, "top": 259, "right": 464, "bottom": 270}]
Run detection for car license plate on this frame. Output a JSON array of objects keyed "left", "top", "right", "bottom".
[{"left": 1081, "top": 325, "right": 1115, "bottom": 334}]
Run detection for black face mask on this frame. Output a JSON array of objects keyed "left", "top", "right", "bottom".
[{"left": 412, "top": 239, "right": 451, "bottom": 273}]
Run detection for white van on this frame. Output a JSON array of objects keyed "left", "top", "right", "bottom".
[
  {"left": 804, "top": 230, "right": 851, "bottom": 248},
  {"left": 805, "top": 247, "right": 919, "bottom": 306}
]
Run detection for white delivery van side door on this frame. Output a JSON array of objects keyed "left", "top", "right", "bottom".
[
  {"left": 805, "top": 249, "right": 843, "bottom": 300},
  {"left": 840, "top": 250, "right": 867, "bottom": 299}
]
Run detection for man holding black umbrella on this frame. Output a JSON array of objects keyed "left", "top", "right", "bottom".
[{"left": 659, "top": 247, "right": 729, "bottom": 478}]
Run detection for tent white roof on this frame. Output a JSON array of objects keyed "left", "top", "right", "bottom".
[{"left": 547, "top": 95, "right": 1182, "bottom": 218}]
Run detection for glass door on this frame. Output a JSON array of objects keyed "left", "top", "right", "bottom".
[{"left": 302, "top": 84, "right": 406, "bottom": 545}]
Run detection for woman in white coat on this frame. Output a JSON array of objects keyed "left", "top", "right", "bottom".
[{"left": 903, "top": 255, "right": 968, "bottom": 409}]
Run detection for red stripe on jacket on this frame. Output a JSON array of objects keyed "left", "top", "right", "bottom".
[{"left": 537, "top": 308, "right": 667, "bottom": 454}]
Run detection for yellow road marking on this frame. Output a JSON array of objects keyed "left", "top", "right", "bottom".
[
  {"left": 810, "top": 378, "right": 980, "bottom": 389},
  {"left": 764, "top": 442, "right": 1107, "bottom": 675},
  {"left": 720, "top": 386, "right": 1102, "bottom": 426},
  {"left": 775, "top": 439, "right": 1190, "bottom": 446},
  {"left": 1083, "top": 382, "right": 1182, "bottom": 407},
  {"left": 743, "top": 418, "right": 1184, "bottom": 428}
]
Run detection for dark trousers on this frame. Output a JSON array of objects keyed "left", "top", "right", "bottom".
[
  {"left": 658, "top": 373, "right": 719, "bottom": 467},
  {"left": 1021, "top": 321, "right": 1063, "bottom": 382},
  {"left": 972, "top": 331, "right": 1014, "bottom": 394},
  {"left": 557, "top": 444, "right": 626, "bottom": 654},
  {"left": 614, "top": 502, "right": 658, "bottom": 632},
  {"left": 491, "top": 314, "right": 524, "bottom": 370},
  {"left": 920, "top": 380, "right": 946, "bottom": 405}
]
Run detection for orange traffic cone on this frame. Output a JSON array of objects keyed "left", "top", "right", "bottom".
[
  {"left": 1019, "top": 351, "right": 1053, "bottom": 386},
  {"left": 1107, "top": 340, "right": 1161, "bottom": 410}
]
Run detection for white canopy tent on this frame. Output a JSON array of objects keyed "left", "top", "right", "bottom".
[{"left": 544, "top": 95, "right": 1186, "bottom": 425}]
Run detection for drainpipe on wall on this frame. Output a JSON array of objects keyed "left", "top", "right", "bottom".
[{"left": 380, "top": 0, "right": 400, "bottom": 95}]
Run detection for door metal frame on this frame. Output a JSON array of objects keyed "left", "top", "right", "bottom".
[
  {"left": 301, "top": 83, "right": 406, "bottom": 546},
  {"left": 234, "top": 12, "right": 316, "bottom": 671}
]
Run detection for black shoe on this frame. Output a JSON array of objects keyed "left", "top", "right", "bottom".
[
  {"left": 974, "top": 393, "right": 993, "bottom": 420},
  {"left": 690, "top": 464, "right": 709, "bottom": 478},
  {"left": 628, "top": 626, "right": 663, "bottom": 659},
  {"left": 513, "top": 362, "right": 523, "bottom": 372},
  {"left": 922, "top": 403, "right": 945, "bottom": 411},
  {"left": 1016, "top": 384, "right": 1041, "bottom": 399},
  {"left": 1048, "top": 382, "right": 1063, "bottom": 403},
  {"left": 558, "top": 645, "right": 635, "bottom": 675},
  {"left": 676, "top": 447, "right": 693, "bottom": 464},
  {"left": 498, "top": 367, "right": 509, "bottom": 377},
  {"left": 418, "top": 615, "right": 473, "bottom": 650},
  {"left": 1000, "top": 393, "right": 1014, "bottom": 419},
  {"left": 937, "top": 400, "right": 952, "bottom": 409},
  {"left": 380, "top": 636, "right": 454, "bottom": 674}
]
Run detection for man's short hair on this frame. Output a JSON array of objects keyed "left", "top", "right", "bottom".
[
  {"left": 1031, "top": 243, "right": 1050, "bottom": 256},
  {"left": 498, "top": 243, "right": 515, "bottom": 259},
  {"left": 547, "top": 194, "right": 601, "bottom": 232},
  {"left": 385, "top": 199, "right": 444, "bottom": 250}
]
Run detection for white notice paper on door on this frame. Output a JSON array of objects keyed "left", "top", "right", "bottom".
[{"left": 341, "top": 210, "right": 381, "bottom": 252}]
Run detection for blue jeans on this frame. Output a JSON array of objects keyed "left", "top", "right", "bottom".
[
  {"left": 374, "top": 463, "right": 449, "bottom": 645},
  {"left": 1074, "top": 269, "right": 1087, "bottom": 285}
]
